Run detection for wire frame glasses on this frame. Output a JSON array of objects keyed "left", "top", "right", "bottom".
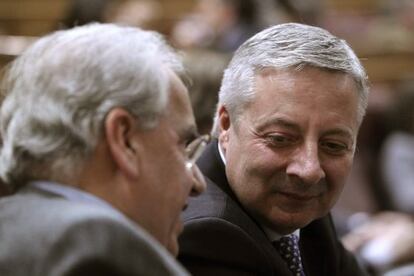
[{"left": 185, "top": 134, "right": 210, "bottom": 169}]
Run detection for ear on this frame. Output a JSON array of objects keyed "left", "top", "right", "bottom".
[
  {"left": 104, "top": 108, "right": 141, "bottom": 180},
  {"left": 218, "top": 105, "right": 231, "bottom": 152}
]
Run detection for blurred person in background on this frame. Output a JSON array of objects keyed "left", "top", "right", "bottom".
[
  {"left": 342, "top": 212, "right": 414, "bottom": 275},
  {"left": 366, "top": 0, "right": 414, "bottom": 52},
  {"left": 107, "top": 0, "right": 162, "bottom": 30},
  {"left": 61, "top": 0, "right": 160, "bottom": 30},
  {"left": 61, "top": 0, "right": 113, "bottom": 28},
  {"left": 273, "top": 0, "right": 323, "bottom": 25},
  {"left": 0, "top": 23, "right": 206, "bottom": 275},
  {"left": 171, "top": 0, "right": 263, "bottom": 52},
  {"left": 178, "top": 23, "right": 369, "bottom": 276},
  {"left": 182, "top": 49, "right": 231, "bottom": 134},
  {"left": 341, "top": 86, "right": 414, "bottom": 275},
  {"left": 171, "top": 0, "right": 324, "bottom": 53},
  {"left": 380, "top": 87, "right": 414, "bottom": 213}
]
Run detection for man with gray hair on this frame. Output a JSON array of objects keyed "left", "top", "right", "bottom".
[
  {"left": 0, "top": 23, "right": 206, "bottom": 275},
  {"left": 178, "top": 23, "right": 369, "bottom": 275}
]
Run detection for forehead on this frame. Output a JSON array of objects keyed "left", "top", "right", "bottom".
[{"left": 244, "top": 67, "right": 360, "bottom": 134}]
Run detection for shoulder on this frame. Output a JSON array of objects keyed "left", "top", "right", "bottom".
[
  {"left": 0, "top": 191, "right": 188, "bottom": 276},
  {"left": 301, "top": 215, "right": 368, "bottom": 276},
  {"left": 183, "top": 175, "right": 260, "bottom": 231},
  {"left": 179, "top": 178, "right": 275, "bottom": 275},
  {"left": 179, "top": 216, "right": 272, "bottom": 275},
  {"left": 180, "top": 215, "right": 265, "bottom": 257},
  {"left": 44, "top": 214, "right": 187, "bottom": 276}
]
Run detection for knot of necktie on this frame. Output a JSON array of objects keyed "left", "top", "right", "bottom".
[{"left": 273, "top": 234, "right": 305, "bottom": 276}]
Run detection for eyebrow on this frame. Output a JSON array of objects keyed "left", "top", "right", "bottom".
[
  {"left": 179, "top": 125, "right": 199, "bottom": 142},
  {"left": 254, "top": 117, "right": 301, "bottom": 133},
  {"left": 254, "top": 117, "right": 354, "bottom": 140},
  {"left": 321, "top": 128, "right": 354, "bottom": 140}
]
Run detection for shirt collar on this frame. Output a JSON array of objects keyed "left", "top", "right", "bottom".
[
  {"left": 29, "top": 180, "right": 115, "bottom": 211},
  {"left": 262, "top": 225, "right": 300, "bottom": 242},
  {"left": 218, "top": 141, "right": 227, "bottom": 165}
]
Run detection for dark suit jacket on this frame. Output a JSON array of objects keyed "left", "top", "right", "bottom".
[
  {"left": 0, "top": 184, "right": 189, "bottom": 276},
  {"left": 178, "top": 140, "right": 367, "bottom": 276}
]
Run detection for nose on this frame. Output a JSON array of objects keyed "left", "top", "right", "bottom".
[
  {"left": 286, "top": 143, "right": 326, "bottom": 185},
  {"left": 188, "top": 164, "right": 207, "bottom": 196}
]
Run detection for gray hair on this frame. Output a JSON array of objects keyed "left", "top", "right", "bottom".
[
  {"left": 212, "top": 23, "right": 369, "bottom": 137},
  {"left": 0, "top": 23, "right": 184, "bottom": 189}
]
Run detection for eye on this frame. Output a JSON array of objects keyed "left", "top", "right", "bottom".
[
  {"left": 179, "top": 133, "right": 198, "bottom": 150},
  {"left": 320, "top": 140, "right": 349, "bottom": 155},
  {"left": 264, "top": 134, "right": 296, "bottom": 147},
  {"left": 185, "top": 135, "right": 210, "bottom": 161}
]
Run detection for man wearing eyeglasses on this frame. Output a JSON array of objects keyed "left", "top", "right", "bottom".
[
  {"left": 0, "top": 23, "right": 206, "bottom": 275},
  {"left": 178, "top": 23, "right": 369, "bottom": 275}
]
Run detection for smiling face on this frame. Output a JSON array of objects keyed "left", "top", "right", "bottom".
[{"left": 219, "top": 67, "right": 360, "bottom": 234}]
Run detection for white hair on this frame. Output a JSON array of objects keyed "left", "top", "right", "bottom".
[
  {"left": 0, "top": 23, "right": 184, "bottom": 189},
  {"left": 212, "top": 23, "right": 369, "bottom": 137}
]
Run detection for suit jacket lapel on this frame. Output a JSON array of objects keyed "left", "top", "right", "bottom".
[
  {"left": 300, "top": 216, "right": 339, "bottom": 276},
  {"left": 197, "top": 140, "right": 296, "bottom": 275},
  {"left": 196, "top": 140, "right": 236, "bottom": 201}
]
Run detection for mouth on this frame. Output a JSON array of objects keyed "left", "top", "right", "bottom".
[{"left": 278, "top": 191, "right": 319, "bottom": 201}]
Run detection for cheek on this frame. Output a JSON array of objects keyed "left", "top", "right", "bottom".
[
  {"left": 167, "top": 166, "right": 190, "bottom": 205},
  {"left": 323, "top": 158, "right": 353, "bottom": 202},
  {"left": 157, "top": 151, "right": 190, "bottom": 215},
  {"left": 163, "top": 148, "right": 189, "bottom": 187},
  {"left": 229, "top": 138, "right": 283, "bottom": 171},
  {"left": 242, "top": 149, "right": 288, "bottom": 184},
  {"left": 227, "top": 152, "right": 281, "bottom": 207}
]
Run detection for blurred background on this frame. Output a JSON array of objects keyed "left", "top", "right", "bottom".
[{"left": 0, "top": 0, "right": 413, "bottom": 274}]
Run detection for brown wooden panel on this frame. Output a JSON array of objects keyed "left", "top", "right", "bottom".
[
  {"left": 0, "top": 0, "right": 69, "bottom": 35},
  {"left": 0, "top": 0, "right": 69, "bottom": 20},
  {"left": 323, "top": 0, "right": 380, "bottom": 12},
  {"left": 0, "top": 19, "right": 58, "bottom": 36},
  {"left": 361, "top": 52, "right": 414, "bottom": 83},
  {"left": 159, "top": 0, "right": 195, "bottom": 18}
]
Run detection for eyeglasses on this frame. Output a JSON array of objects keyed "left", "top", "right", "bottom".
[{"left": 185, "top": 134, "right": 210, "bottom": 169}]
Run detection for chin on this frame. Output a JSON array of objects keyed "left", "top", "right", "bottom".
[
  {"left": 266, "top": 211, "right": 318, "bottom": 234},
  {"left": 167, "top": 238, "right": 179, "bottom": 256}
]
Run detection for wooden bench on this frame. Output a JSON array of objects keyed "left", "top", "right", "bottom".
[{"left": 0, "top": 0, "right": 70, "bottom": 36}]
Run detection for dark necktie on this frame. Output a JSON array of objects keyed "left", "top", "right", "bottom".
[{"left": 273, "top": 234, "right": 306, "bottom": 276}]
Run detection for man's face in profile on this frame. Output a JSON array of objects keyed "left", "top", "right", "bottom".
[
  {"left": 128, "top": 72, "right": 205, "bottom": 255},
  {"left": 219, "top": 67, "right": 360, "bottom": 234}
]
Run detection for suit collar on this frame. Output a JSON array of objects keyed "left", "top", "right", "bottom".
[
  {"left": 196, "top": 139, "right": 295, "bottom": 274},
  {"left": 19, "top": 181, "right": 117, "bottom": 213},
  {"left": 196, "top": 139, "right": 238, "bottom": 202}
]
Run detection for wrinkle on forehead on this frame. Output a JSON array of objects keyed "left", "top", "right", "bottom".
[
  {"left": 247, "top": 67, "right": 360, "bottom": 136},
  {"left": 256, "top": 67, "right": 358, "bottom": 95}
]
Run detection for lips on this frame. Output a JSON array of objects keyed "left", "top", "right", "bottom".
[{"left": 278, "top": 191, "right": 319, "bottom": 201}]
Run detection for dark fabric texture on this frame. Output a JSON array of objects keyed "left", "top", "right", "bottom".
[{"left": 178, "top": 139, "right": 367, "bottom": 276}]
